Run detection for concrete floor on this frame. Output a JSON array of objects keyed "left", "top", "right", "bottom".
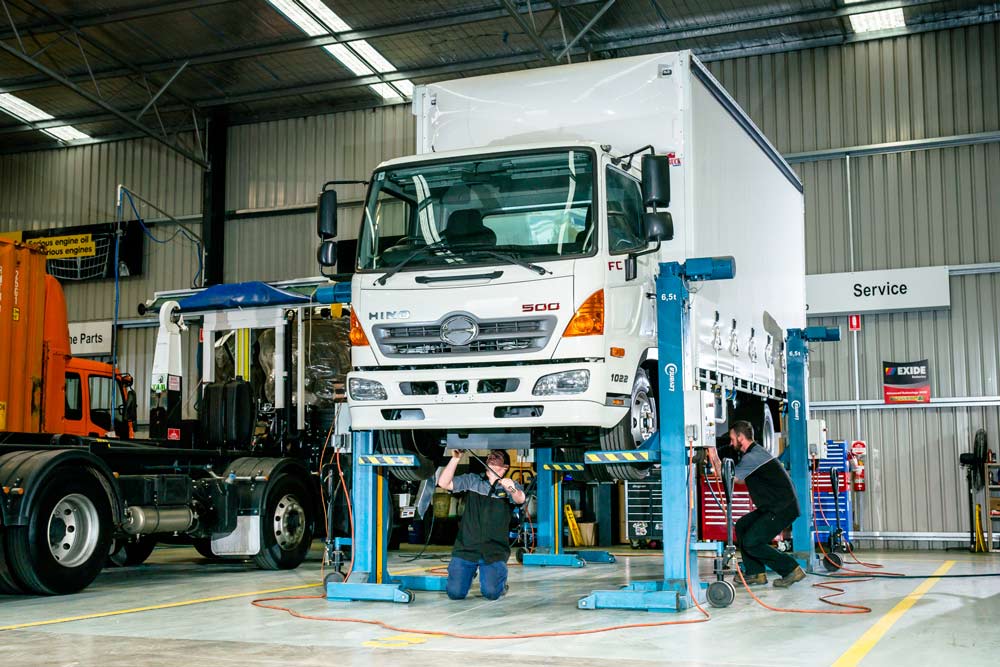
[{"left": 1, "top": 545, "right": 998, "bottom": 667}]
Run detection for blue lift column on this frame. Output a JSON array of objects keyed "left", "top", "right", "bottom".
[
  {"left": 785, "top": 326, "right": 840, "bottom": 572},
  {"left": 317, "top": 282, "right": 447, "bottom": 603},
  {"left": 579, "top": 257, "right": 735, "bottom": 613},
  {"left": 522, "top": 449, "right": 615, "bottom": 567}
]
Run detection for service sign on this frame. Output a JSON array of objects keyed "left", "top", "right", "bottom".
[
  {"left": 806, "top": 266, "right": 950, "bottom": 316},
  {"left": 882, "top": 359, "right": 931, "bottom": 404},
  {"left": 68, "top": 321, "right": 113, "bottom": 356}
]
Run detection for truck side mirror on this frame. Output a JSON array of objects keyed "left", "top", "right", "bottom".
[
  {"left": 317, "top": 239, "right": 338, "bottom": 267},
  {"left": 641, "top": 154, "right": 671, "bottom": 208},
  {"left": 644, "top": 212, "right": 673, "bottom": 242},
  {"left": 317, "top": 189, "right": 338, "bottom": 239}
]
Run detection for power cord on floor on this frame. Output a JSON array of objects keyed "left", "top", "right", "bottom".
[{"left": 249, "top": 445, "right": 712, "bottom": 638}]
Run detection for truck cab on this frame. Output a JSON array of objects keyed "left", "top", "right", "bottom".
[{"left": 61, "top": 360, "right": 136, "bottom": 438}]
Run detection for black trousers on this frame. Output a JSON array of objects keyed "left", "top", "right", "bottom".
[{"left": 735, "top": 508, "right": 799, "bottom": 577}]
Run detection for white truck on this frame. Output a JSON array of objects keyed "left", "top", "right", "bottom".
[{"left": 318, "top": 50, "right": 806, "bottom": 481}]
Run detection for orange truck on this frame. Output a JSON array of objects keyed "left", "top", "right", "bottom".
[
  {"left": 0, "top": 237, "right": 317, "bottom": 597},
  {"left": 0, "top": 237, "right": 135, "bottom": 438}
]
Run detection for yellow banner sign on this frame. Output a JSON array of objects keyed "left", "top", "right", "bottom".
[{"left": 29, "top": 233, "right": 96, "bottom": 259}]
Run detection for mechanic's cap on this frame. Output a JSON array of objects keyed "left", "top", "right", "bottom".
[{"left": 486, "top": 449, "right": 510, "bottom": 467}]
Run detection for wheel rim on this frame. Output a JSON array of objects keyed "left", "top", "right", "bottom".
[
  {"left": 48, "top": 493, "right": 100, "bottom": 568},
  {"left": 631, "top": 390, "right": 657, "bottom": 444},
  {"left": 272, "top": 494, "right": 306, "bottom": 550}
]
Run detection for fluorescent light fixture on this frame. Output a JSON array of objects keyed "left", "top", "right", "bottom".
[
  {"left": 266, "top": 0, "right": 415, "bottom": 100},
  {"left": 849, "top": 8, "right": 906, "bottom": 33},
  {"left": 297, "top": 0, "right": 350, "bottom": 32},
  {"left": 266, "top": 0, "right": 326, "bottom": 36},
  {"left": 45, "top": 126, "right": 91, "bottom": 142},
  {"left": 0, "top": 93, "right": 91, "bottom": 143}
]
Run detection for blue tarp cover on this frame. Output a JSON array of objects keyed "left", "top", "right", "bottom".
[{"left": 176, "top": 281, "right": 310, "bottom": 311}]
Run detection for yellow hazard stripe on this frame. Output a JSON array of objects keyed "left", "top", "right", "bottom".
[
  {"left": 585, "top": 451, "right": 651, "bottom": 463},
  {"left": 359, "top": 455, "right": 416, "bottom": 465},
  {"left": 542, "top": 464, "right": 586, "bottom": 471}
]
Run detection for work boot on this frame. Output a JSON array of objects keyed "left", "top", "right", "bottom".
[
  {"left": 773, "top": 566, "right": 806, "bottom": 588},
  {"left": 737, "top": 572, "right": 767, "bottom": 586}
]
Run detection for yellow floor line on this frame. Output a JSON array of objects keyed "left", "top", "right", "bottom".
[
  {"left": 0, "top": 564, "right": 438, "bottom": 632},
  {"left": 0, "top": 582, "right": 322, "bottom": 632},
  {"left": 831, "top": 560, "right": 955, "bottom": 667}
]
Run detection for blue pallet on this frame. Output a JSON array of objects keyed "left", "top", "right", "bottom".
[{"left": 813, "top": 440, "right": 852, "bottom": 545}]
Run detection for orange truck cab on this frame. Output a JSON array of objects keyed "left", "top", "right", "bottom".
[{"left": 0, "top": 237, "right": 135, "bottom": 438}]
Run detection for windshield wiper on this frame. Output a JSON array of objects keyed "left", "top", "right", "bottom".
[
  {"left": 374, "top": 240, "right": 451, "bottom": 285},
  {"left": 453, "top": 244, "right": 552, "bottom": 276}
]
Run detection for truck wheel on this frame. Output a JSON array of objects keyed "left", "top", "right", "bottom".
[
  {"left": 378, "top": 431, "right": 437, "bottom": 482},
  {"left": 0, "top": 530, "right": 24, "bottom": 594},
  {"left": 254, "top": 474, "right": 313, "bottom": 570},
  {"left": 599, "top": 369, "right": 654, "bottom": 481},
  {"left": 7, "top": 469, "right": 113, "bottom": 595},
  {"left": 107, "top": 537, "right": 157, "bottom": 567}
]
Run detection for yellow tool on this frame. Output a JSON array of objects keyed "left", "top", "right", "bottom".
[
  {"left": 564, "top": 503, "right": 583, "bottom": 547},
  {"left": 974, "top": 503, "right": 987, "bottom": 553}
]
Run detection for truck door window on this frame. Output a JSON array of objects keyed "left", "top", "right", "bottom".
[
  {"left": 65, "top": 373, "right": 82, "bottom": 420},
  {"left": 605, "top": 166, "right": 646, "bottom": 254},
  {"left": 89, "top": 375, "right": 116, "bottom": 432}
]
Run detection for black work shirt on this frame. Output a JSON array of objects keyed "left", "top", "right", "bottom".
[
  {"left": 450, "top": 474, "right": 524, "bottom": 564},
  {"left": 718, "top": 442, "right": 800, "bottom": 519}
]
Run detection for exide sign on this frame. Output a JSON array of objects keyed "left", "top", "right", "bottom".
[{"left": 883, "top": 359, "right": 931, "bottom": 404}]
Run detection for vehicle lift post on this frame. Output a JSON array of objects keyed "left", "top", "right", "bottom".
[
  {"left": 578, "top": 257, "right": 735, "bottom": 613},
  {"left": 317, "top": 284, "right": 447, "bottom": 604},
  {"left": 784, "top": 325, "right": 840, "bottom": 573},
  {"left": 521, "top": 450, "right": 616, "bottom": 567}
]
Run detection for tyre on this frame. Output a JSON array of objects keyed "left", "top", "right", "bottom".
[
  {"left": 6, "top": 468, "right": 113, "bottom": 595},
  {"left": 254, "top": 473, "right": 314, "bottom": 570},
  {"left": 556, "top": 446, "right": 612, "bottom": 483},
  {"left": 599, "top": 368, "right": 654, "bottom": 481},
  {"left": 823, "top": 551, "right": 843, "bottom": 572},
  {"left": 730, "top": 398, "right": 777, "bottom": 455},
  {"left": 378, "top": 431, "right": 437, "bottom": 482},
  {"left": 0, "top": 529, "right": 24, "bottom": 594},
  {"left": 107, "top": 537, "right": 157, "bottom": 567},
  {"left": 707, "top": 580, "right": 736, "bottom": 608}
]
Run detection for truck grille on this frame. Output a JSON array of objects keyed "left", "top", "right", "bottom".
[{"left": 374, "top": 316, "right": 556, "bottom": 357}]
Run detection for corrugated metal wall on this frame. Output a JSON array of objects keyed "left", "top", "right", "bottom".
[
  {"left": 711, "top": 24, "right": 1000, "bottom": 545},
  {"left": 225, "top": 106, "right": 414, "bottom": 282},
  {"left": 0, "top": 136, "right": 204, "bottom": 322},
  {"left": 0, "top": 137, "right": 204, "bottom": 420}
]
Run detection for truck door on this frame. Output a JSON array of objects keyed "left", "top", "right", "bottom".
[
  {"left": 62, "top": 372, "right": 86, "bottom": 436},
  {"left": 604, "top": 166, "right": 656, "bottom": 344},
  {"left": 87, "top": 374, "right": 118, "bottom": 436}
]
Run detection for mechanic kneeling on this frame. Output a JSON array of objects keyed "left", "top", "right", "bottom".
[
  {"left": 709, "top": 420, "right": 807, "bottom": 588},
  {"left": 437, "top": 449, "right": 526, "bottom": 600}
]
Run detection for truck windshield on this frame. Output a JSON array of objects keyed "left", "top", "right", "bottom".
[{"left": 358, "top": 149, "right": 595, "bottom": 271}]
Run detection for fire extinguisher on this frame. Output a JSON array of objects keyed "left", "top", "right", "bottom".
[{"left": 851, "top": 454, "right": 866, "bottom": 492}]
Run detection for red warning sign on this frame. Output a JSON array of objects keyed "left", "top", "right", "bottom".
[
  {"left": 850, "top": 440, "right": 867, "bottom": 457},
  {"left": 167, "top": 428, "right": 181, "bottom": 441},
  {"left": 848, "top": 314, "right": 861, "bottom": 332}
]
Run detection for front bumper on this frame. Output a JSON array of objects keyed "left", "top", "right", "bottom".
[{"left": 348, "top": 361, "right": 626, "bottom": 431}]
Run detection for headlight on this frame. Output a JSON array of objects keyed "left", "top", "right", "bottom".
[
  {"left": 349, "top": 378, "right": 387, "bottom": 401},
  {"left": 532, "top": 370, "right": 590, "bottom": 396}
]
